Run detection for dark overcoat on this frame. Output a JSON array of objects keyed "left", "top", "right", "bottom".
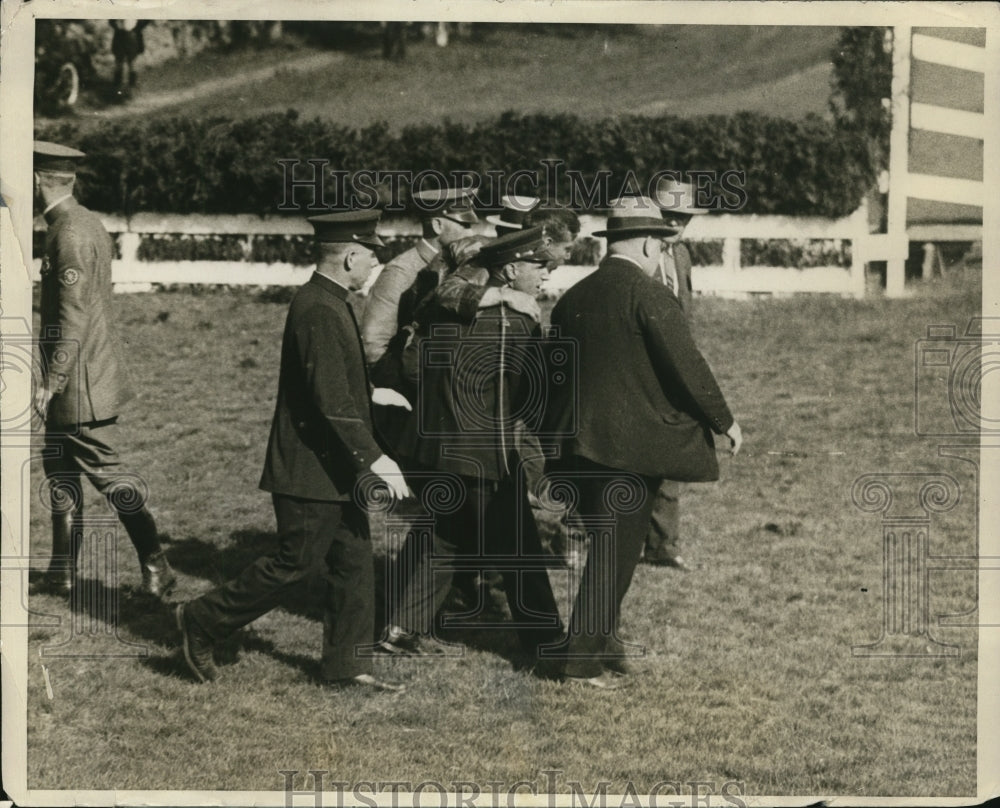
[
  {"left": 546, "top": 254, "right": 733, "bottom": 482},
  {"left": 259, "top": 273, "right": 383, "bottom": 501}
]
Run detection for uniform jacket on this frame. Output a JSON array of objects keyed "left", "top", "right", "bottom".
[
  {"left": 260, "top": 273, "right": 383, "bottom": 501},
  {"left": 394, "top": 291, "right": 543, "bottom": 481},
  {"left": 546, "top": 255, "right": 733, "bottom": 482},
  {"left": 40, "top": 197, "right": 133, "bottom": 426},
  {"left": 361, "top": 239, "right": 438, "bottom": 364}
]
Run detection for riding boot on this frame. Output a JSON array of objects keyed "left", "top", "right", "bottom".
[
  {"left": 36, "top": 511, "right": 82, "bottom": 594},
  {"left": 118, "top": 507, "right": 176, "bottom": 597}
]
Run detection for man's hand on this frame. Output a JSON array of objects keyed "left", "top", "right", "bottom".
[
  {"left": 725, "top": 421, "right": 743, "bottom": 456},
  {"left": 369, "top": 454, "right": 412, "bottom": 500},
  {"left": 371, "top": 387, "right": 412, "bottom": 410},
  {"left": 33, "top": 383, "right": 53, "bottom": 422},
  {"left": 477, "top": 287, "right": 503, "bottom": 309},
  {"left": 499, "top": 288, "right": 541, "bottom": 322}
]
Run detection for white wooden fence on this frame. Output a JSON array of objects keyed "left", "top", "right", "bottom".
[{"left": 31, "top": 202, "right": 970, "bottom": 298}]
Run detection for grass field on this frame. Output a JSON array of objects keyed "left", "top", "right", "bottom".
[
  {"left": 63, "top": 25, "right": 839, "bottom": 130},
  {"left": 23, "top": 270, "right": 980, "bottom": 797}
]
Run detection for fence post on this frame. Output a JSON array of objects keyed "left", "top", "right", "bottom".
[
  {"left": 118, "top": 230, "right": 141, "bottom": 266},
  {"left": 722, "top": 236, "right": 741, "bottom": 273},
  {"left": 885, "top": 25, "right": 912, "bottom": 298},
  {"left": 850, "top": 199, "right": 869, "bottom": 299}
]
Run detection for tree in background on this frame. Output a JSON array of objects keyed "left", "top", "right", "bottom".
[{"left": 829, "top": 27, "right": 893, "bottom": 194}]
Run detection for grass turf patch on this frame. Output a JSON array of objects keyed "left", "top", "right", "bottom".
[{"left": 24, "top": 271, "right": 980, "bottom": 795}]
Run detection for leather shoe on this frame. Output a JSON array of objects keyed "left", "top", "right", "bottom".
[
  {"left": 376, "top": 627, "right": 424, "bottom": 655},
  {"left": 603, "top": 657, "right": 633, "bottom": 677},
  {"left": 377, "top": 628, "right": 456, "bottom": 656},
  {"left": 562, "top": 672, "right": 622, "bottom": 690},
  {"left": 176, "top": 603, "right": 219, "bottom": 683},
  {"left": 325, "top": 673, "right": 405, "bottom": 693},
  {"left": 643, "top": 554, "right": 692, "bottom": 571},
  {"left": 141, "top": 551, "right": 177, "bottom": 598}
]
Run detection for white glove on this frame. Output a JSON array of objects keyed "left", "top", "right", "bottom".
[
  {"left": 371, "top": 387, "right": 412, "bottom": 410},
  {"left": 369, "top": 454, "right": 412, "bottom": 500},
  {"left": 726, "top": 421, "right": 743, "bottom": 456}
]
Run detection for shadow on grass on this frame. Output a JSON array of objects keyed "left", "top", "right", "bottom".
[
  {"left": 41, "top": 526, "right": 560, "bottom": 680},
  {"left": 165, "top": 529, "right": 394, "bottom": 630}
]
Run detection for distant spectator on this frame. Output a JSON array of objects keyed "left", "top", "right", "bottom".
[
  {"left": 109, "top": 20, "right": 149, "bottom": 100},
  {"left": 382, "top": 22, "right": 407, "bottom": 60}
]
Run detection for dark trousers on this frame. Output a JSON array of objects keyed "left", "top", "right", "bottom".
[
  {"left": 553, "top": 456, "right": 659, "bottom": 678},
  {"left": 43, "top": 418, "right": 162, "bottom": 563},
  {"left": 390, "top": 472, "right": 563, "bottom": 651},
  {"left": 187, "top": 494, "right": 374, "bottom": 681},
  {"left": 643, "top": 479, "right": 681, "bottom": 562}
]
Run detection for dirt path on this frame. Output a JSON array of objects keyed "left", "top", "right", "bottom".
[{"left": 81, "top": 51, "right": 344, "bottom": 119}]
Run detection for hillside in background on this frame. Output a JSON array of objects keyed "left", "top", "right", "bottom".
[{"left": 56, "top": 24, "right": 842, "bottom": 130}]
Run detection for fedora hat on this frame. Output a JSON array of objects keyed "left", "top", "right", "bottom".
[
  {"left": 653, "top": 178, "right": 708, "bottom": 215},
  {"left": 592, "top": 195, "right": 680, "bottom": 240},
  {"left": 485, "top": 194, "right": 540, "bottom": 232}
]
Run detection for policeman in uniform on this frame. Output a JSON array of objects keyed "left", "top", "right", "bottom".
[
  {"left": 176, "top": 210, "right": 410, "bottom": 691},
  {"left": 32, "top": 140, "right": 175, "bottom": 597}
]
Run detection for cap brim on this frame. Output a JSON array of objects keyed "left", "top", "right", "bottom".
[
  {"left": 443, "top": 211, "right": 479, "bottom": 225},
  {"left": 486, "top": 215, "right": 522, "bottom": 230},
  {"left": 356, "top": 234, "right": 385, "bottom": 248},
  {"left": 592, "top": 225, "right": 680, "bottom": 238}
]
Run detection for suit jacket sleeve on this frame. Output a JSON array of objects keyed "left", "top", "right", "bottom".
[
  {"left": 426, "top": 266, "right": 490, "bottom": 323},
  {"left": 299, "top": 306, "right": 382, "bottom": 473},
  {"left": 46, "top": 224, "right": 91, "bottom": 395},
  {"left": 637, "top": 288, "right": 734, "bottom": 435},
  {"left": 361, "top": 260, "right": 412, "bottom": 364}
]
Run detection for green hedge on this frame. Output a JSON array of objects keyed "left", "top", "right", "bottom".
[
  {"left": 686, "top": 240, "right": 725, "bottom": 267},
  {"left": 36, "top": 109, "right": 873, "bottom": 218},
  {"left": 740, "top": 238, "right": 851, "bottom": 268},
  {"left": 132, "top": 232, "right": 419, "bottom": 266}
]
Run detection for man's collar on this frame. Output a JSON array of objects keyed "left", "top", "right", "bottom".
[
  {"left": 417, "top": 239, "right": 440, "bottom": 263},
  {"left": 605, "top": 253, "right": 647, "bottom": 273},
  {"left": 42, "top": 194, "right": 75, "bottom": 222},
  {"left": 310, "top": 270, "right": 350, "bottom": 299}
]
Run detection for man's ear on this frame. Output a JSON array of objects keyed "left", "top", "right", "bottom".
[
  {"left": 502, "top": 262, "right": 518, "bottom": 284},
  {"left": 343, "top": 247, "right": 363, "bottom": 273},
  {"left": 429, "top": 217, "right": 445, "bottom": 237}
]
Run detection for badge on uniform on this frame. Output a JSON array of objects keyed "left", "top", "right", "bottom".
[{"left": 60, "top": 268, "right": 80, "bottom": 286}]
